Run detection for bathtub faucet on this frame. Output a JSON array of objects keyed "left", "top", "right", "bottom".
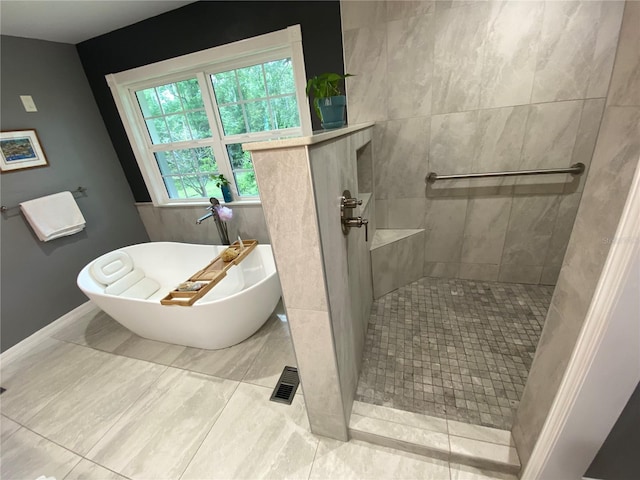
[
  {"left": 195, "top": 197, "right": 220, "bottom": 224},
  {"left": 196, "top": 211, "right": 213, "bottom": 224}
]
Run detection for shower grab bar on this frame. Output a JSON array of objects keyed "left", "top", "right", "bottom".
[
  {"left": 1, "top": 186, "right": 87, "bottom": 212},
  {"left": 426, "top": 162, "right": 585, "bottom": 184}
]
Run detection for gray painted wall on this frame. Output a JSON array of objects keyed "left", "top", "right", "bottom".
[
  {"left": 586, "top": 381, "right": 640, "bottom": 479},
  {"left": 0, "top": 35, "right": 149, "bottom": 352}
]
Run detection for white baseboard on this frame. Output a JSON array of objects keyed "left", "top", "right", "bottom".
[{"left": 1, "top": 301, "right": 98, "bottom": 365}]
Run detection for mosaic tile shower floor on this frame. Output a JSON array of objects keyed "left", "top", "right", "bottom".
[{"left": 355, "top": 276, "right": 554, "bottom": 430}]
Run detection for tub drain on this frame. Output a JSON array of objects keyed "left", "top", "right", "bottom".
[{"left": 270, "top": 366, "right": 299, "bottom": 405}]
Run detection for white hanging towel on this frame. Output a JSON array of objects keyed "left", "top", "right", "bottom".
[{"left": 20, "top": 191, "right": 86, "bottom": 242}]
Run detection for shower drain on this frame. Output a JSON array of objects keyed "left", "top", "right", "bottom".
[{"left": 270, "top": 366, "right": 299, "bottom": 405}]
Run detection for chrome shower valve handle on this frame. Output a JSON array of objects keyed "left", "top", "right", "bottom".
[
  {"left": 343, "top": 216, "right": 368, "bottom": 242},
  {"left": 340, "top": 190, "right": 369, "bottom": 241}
]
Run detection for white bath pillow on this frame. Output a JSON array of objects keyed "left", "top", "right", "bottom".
[
  {"left": 105, "top": 268, "right": 145, "bottom": 295},
  {"left": 90, "top": 251, "right": 133, "bottom": 285},
  {"left": 119, "top": 277, "right": 160, "bottom": 300}
]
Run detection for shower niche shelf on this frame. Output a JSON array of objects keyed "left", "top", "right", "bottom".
[{"left": 160, "top": 239, "right": 257, "bottom": 306}]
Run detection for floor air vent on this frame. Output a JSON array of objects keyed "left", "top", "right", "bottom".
[{"left": 270, "top": 366, "right": 299, "bottom": 405}]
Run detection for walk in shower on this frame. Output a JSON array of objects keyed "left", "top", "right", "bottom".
[
  {"left": 341, "top": 0, "right": 628, "bottom": 434},
  {"left": 247, "top": 0, "right": 637, "bottom": 474}
]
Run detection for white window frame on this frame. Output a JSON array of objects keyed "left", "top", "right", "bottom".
[{"left": 107, "top": 25, "right": 312, "bottom": 206}]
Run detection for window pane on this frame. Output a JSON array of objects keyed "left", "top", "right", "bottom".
[
  {"left": 136, "top": 89, "right": 162, "bottom": 117},
  {"left": 173, "top": 148, "right": 197, "bottom": 174},
  {"left": 157, "top": 83, "right": 182, "bottom": 114},
  {"left": 165, "top": 114, "right": 190, "bottom": 142},
  {"left": 211, "top": 71, "right": 239, "bottom": 105},
  {"left": 162, "top": 175, "right": 185, "bottom": 199},
  {"left": 154, "top": 147, "right": 219, "bottom": 199},
  {"left": 270, "top": 96, "right": 300, "bottom": 129},
  {"left": 136, "top": 79, "right": 212, "bottom": 145},
  {"left": 264, "top": 59, "right": 295, "bottom": 96},
  {"left": 211, "top": 59, "right": 299, "bottom": 140},
  {"left": 218, "top": 105, "right": 247, "bottom": 135},
  {"left": 236, "top": 64, "right": 266, "bottom": 100},
  {"left": 176, "top": 79, "right": 204, "bottom": 110},
  {"left": 226, "top": 143, "right": 257, "bottom": 197},
  {"left": 194, "top": 146, "right": 218, "bottom": 171},
  {"left": 155, "top": 151, "right": 181, "bottom": 175},
  {"left": 234, "top": 170, "right": 259, "bottom": 197},
  {"left": 180, "top": 175, "right": 215, "bottom": 198},
  {"left": 186, "top": 111, "right": 212, "bottom": 139},
  {"left": 245, "top": 100, "right": 271, "bottom": 132},
  {"left": 226, "top": 144, "right": 252, "bottom": 170},
  {"left": 162, "top": 175, "right": 223, "bottom": 199},
  {"left": 145, "top": 118, "right": 171, "bottom": 144}
]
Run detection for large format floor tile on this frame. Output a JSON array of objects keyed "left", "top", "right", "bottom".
[
  {"left": 53, "top": 308, "right": 134, "bottom": 352},
  {"left": 181, "top": 383, "right": 318, "bottom": 480},
  {"left": 242, "top": 314, "right": 297, "bottom": 389},
  {"left": 1, "top": 336, "right": 63, "bottom": 376},
  {"left": 53, "top": 307, "right": 187, "bottom": 365},
  {"left": 171, "top": 315, "right": 277, "bottom": 380},
  {"left": 1, "top": 415, "right": 21, "bottom": 443},
  {"left": 3, "top": 305, "right": 522, "bottom": 480},
  {"left": 112, "top": 334, "right": 187, "bottom": 366},
  {"left": 1, "top": 339, "right": 108, "bottom": 424},
  {"left": 309, "top": 438, "right": 451, "bottom": 480},
  {"left": 65, "top": 459, "right": 128, "bottom": 480},
  {"left": 23, "top": 349, "right": 166, "bottom": 455},
  {"left": 87, "top": 368, "right": 237, "bottom": 480},
  {"left": 0, "top": 427, "right": 81, "bottom": 480}
]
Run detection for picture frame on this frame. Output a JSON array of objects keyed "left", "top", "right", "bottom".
[{"left": 0, "top": 130, "right": 49, "bottom": 173}]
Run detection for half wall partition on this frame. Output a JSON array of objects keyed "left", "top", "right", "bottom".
[{"left": 245, "top": 124, "right": 375, "bottom": 439}]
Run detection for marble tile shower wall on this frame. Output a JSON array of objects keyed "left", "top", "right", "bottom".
[
  {"left": 513, "top": 0, "right": 640, "bottom": 467},
  {"left": 342, "top": 0, "right": 625, "bottom": 285},
  {"left": 136, "top": 204, "right": 270, "bottom": 244}
]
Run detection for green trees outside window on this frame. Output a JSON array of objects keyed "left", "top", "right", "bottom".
[{"left": 134, "top": 58, "right": 300, "bottom": 201}]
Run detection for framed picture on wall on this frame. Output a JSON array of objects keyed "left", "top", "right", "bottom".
[{"left": 0, "top": 130, "right": 49, "bottom": 173}]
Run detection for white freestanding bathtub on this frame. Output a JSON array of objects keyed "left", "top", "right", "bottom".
[{"left": 77, "top": 242, "right": 281, "bottom": 349}]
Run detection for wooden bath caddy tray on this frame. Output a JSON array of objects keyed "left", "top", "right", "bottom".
[{"left": 160, "top": 239, "right": 258, "bottom": 307}]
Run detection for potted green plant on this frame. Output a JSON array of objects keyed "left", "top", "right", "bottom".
[
  {"left": 211, "top": 174, "right": 233, "bottom": 203},
  {"left": 306, "top": 72, "right": 353, "bottom": 130}
]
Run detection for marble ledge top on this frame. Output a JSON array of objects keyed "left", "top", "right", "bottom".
[{"left": 242, "top": 122, "right": 374, "bottom": 152}]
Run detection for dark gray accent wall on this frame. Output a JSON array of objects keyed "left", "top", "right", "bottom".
[
  {"left": 0, "top": 35, "right": 149, "bottom": 352},
  {"left": 586, "top": 381, "right": 640, "bottom": 480},
  {"left": 76, "top": 0, "right": 344, "bottom": 202}
]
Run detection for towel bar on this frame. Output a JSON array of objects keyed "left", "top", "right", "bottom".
[{"left": 1, "top": 186, "right": 87, "bottom": 213}]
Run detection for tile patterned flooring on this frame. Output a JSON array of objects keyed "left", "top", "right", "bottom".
[
  {"left": 1, "top": 303, "right": 514, "bottom": 480},
  {"left": 356, "top": 276, "right": 554, "bottom": 430}
]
